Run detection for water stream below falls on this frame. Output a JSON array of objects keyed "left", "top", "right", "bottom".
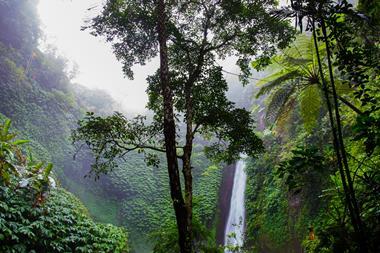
[{"left": 224, "top": 159, "right": 247, "bottom": 252}]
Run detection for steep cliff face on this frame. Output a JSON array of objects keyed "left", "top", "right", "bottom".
[{"left": 216, "top": 163, "right": 236, "bottom": 246}]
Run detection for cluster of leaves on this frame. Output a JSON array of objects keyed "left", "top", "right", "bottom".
[
  {"left": 244, "top": 148, "right": 291, "bottom": 252},
  {"left": 317, "top": 0, "right": 380, "bottom": 158},
  {"left": 276, "top": 146, "right": 325, "bottom": 191},
  {"left": 251, "top": 34, "right": 360, "bottom": 133},
  {"left": 0, "top": 187, "right": 129, "bottom": 253},
  {"left": 72, "top": 112, "right": 164, "bottom": 178},
  {"left": 151, "top": 217, "right": 222, "bottom": 253},
  {"left": 146, "top": 64, "right": 264, "bottom": 164},
  {"left": 0, "top": 120, "right": 53, "bottom": 199}
]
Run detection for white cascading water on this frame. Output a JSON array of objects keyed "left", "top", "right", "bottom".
[{"left": 224, "top": 159, "right": 247, "bottom": 252}]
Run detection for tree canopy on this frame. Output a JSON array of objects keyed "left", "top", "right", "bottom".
[{"left": 74, "top": 0, "right": 294, "bottom": 252}]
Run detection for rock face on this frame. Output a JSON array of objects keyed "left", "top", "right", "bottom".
[{"left": 216, "top": 163, "right": 236, "bottom": 246}]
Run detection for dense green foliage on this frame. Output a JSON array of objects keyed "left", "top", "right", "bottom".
[
  {"left": 246, "top": 107, "right": 379, "bottom": 252},
  {"left": 0, "top": 5, "right": 127, "bottom": 232},
  {"left": 1, "top": 188, "right": 129, "bottom": 253},
  {"left": 151, "top": 217, "right": 222, "bottom": 253},
  {"left": 1, "top": 0, "right": 378, "bottom": 252},
  {"left": 245, "top": 0, "right": 380, "bottom": 252},
  {"left": 0, "top": 120, "right": 129, "bottom": 252},
  {"left": 104, "top": 150, "right": 223, "bottom": 252}
]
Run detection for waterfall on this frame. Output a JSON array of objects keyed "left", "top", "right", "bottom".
[{"left": 224, "top": 159, "right": 247, "bottom": 252}]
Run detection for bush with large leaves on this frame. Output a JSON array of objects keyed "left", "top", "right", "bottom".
[{"left": 0, "top": 120, "right": 129, "bottom": 253}]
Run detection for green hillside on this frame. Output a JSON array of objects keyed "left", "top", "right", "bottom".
[{"left": 0, "top": 1, "right": 222, "bottom": 252}]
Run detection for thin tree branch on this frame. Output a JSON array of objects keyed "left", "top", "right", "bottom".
[
  {"left": 336, "top": 94, "right": 364, "bottom": 115},
  {"left": 192, "top": 123, "right": 201, "bottom": 136}
]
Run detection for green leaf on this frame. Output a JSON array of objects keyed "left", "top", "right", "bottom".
[
  {"left": 1, "top": 119, "right": 11, "bottom": 138},
  {"left": 31, "top": 162, "right": 44, "bottom": 173},
  {"left": 43, "top": 163, "right": 53, "bottom": 179},
  {"left": 256, "top": 70, "right": 299, "bottom": 98},
  {"left": 3, "top": 134, "right": 16, "bottom": 142},
  {"left": 265, "top": 82, "right": 295, "bottom": 124},
  {"left": 299, "top": 85, "right": 322, "bottom": 132},
  {"left": 12, "top": 140, "right": 30, "bottom": 146}
]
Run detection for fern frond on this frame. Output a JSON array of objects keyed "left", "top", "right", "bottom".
[
  {"left": 284, "top": 35, "right": 313, "bottom": 59},
  {"left": 283, "top": 56, "right": 309, "bottom": 66},
  {"left": 256, "top": 70, "right": 300, "bottom": 98},
  {"left": 299, "top": 84, "right": 322, "bottom": 132},
  {"left": 335, "top": 79, "right": 352, "bottom": 95},
  {"left": 276, "top": 97, "right": 297, "bottom": 132},
  {"left": 265, "top": 82, "right": 296, "bottom": 124}
]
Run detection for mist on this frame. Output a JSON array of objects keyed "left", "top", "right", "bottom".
[
  {"left": 37, "top": 0, "right": 258, "bottom": 116},
  {"left": 38, "top": 0, "right": 157, "bottom": 115}
]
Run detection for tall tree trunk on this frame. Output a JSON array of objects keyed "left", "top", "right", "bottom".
[
  {"left": 181, "top": 42, "right": 208, "bottom": 252},
  {"left": 320, "top": 18, "right": 367, "bottom": 253},
  {"left": 312, "top": 21, "right": 357, "bottom": 237},
  {"left": 156, "top": 1, "right": 192, "bottom": 252},
  {"left": 182, "top": 77, "right": 194, "bottom": 252}
]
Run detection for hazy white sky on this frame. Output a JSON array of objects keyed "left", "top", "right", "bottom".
[{"left": 38, "top": 0, "right": 157, "bottom": 114}]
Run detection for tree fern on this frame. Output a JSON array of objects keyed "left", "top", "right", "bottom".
[
  {"left": 299, "top": 85, "right": 322, "bottom": 132},
  {"left": 252, "top": 34, "right": 357, "bottom": 131}
]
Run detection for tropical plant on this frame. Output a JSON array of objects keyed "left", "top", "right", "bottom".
[
  {"left": 252, "top": 34, "right": 362, "bottom": 131},
  {"left": 276, "top": 146, "right": 325, "bottom": 191},
  {"left": 0, "top": 120, "right": 129, "bottom": 253},
  {"left": 258, "top": 1, "right": 379, "bottom": 251},
  {"left": 0, "top": 119, "right": 27, "bottom": 184}
]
